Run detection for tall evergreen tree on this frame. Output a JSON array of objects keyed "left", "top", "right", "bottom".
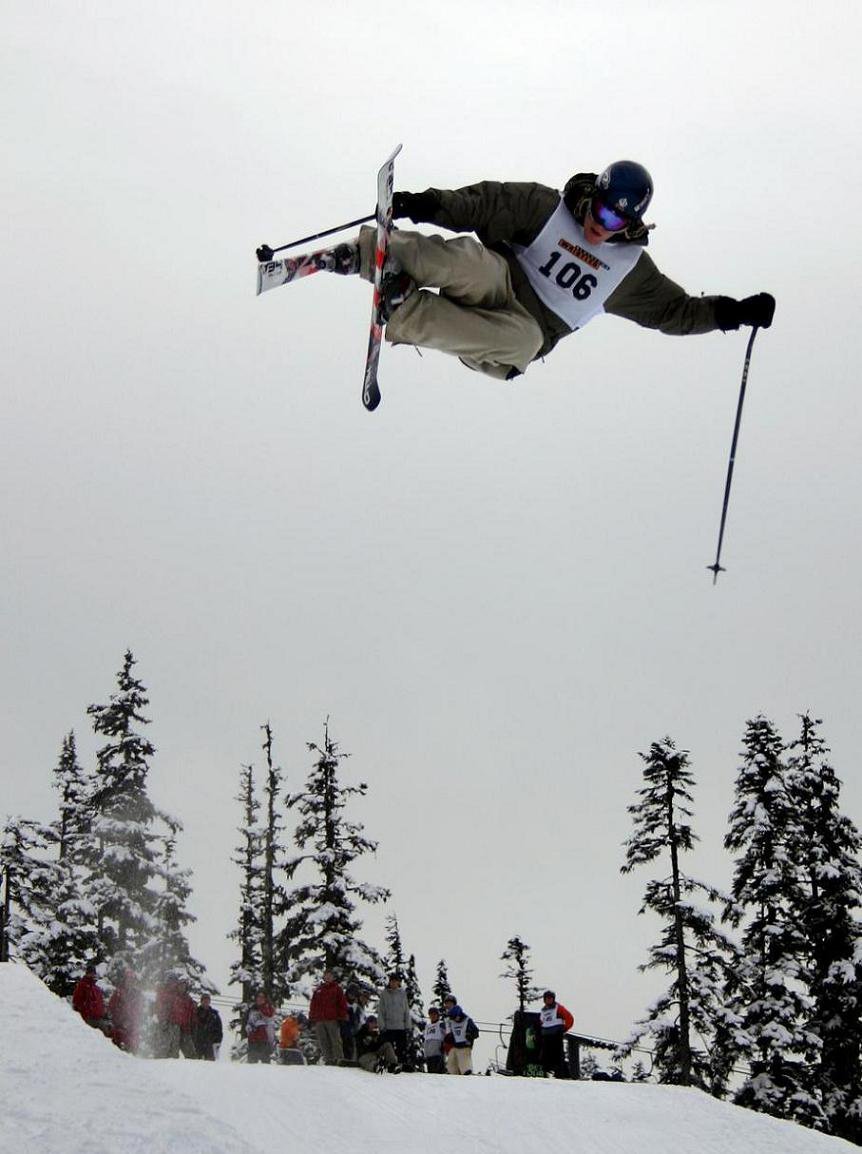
[
  {"left": 53, "top": 731, "right": 91, "bottom": 862},
  {"left": 278, "top": 721, "right": 389, "bottom": 994},
  {"left": 404, "top": 951, "right": 425, "bottom": 1021},
  {"left": 0, "top": 817, "right": 54, "bottom": 961},
  {"left": 432, "top": 958, "right": 452, "bottom": 1009},
  {"left": 84, "top": 650, "right": 162, "bottom": 962},
  {"left": 785, "top": 714, "right": 862, "bottom": 1142},
  {"left": 17, "top": 734, "right": 99, "bottom": 994},
  {"left": 621, "top": 737, "right": 737, "bottom": 1089},
  {"left": 500, "top": 935, "right": 541, "bottom": 1014},
  {"left": 723, "top": 715, "right": 824, "bottom": 1128},
  {"left": 260, "top": 723, "right": 289, "bottom": 1004},
  {"left": 404, "top": 951, "right": 426, "bottom": 1070},
  {"left": 384, "top": 912, "right": 407, "bottom": 975},
  {"left": 84, "top": 650, "right": 204, "bottom": 990},
  {"left": 228, "top": 764, "right": 266, "bottom": 1040},
  {"left": 17, "top": 850, "right": 100, "bottom": 996}
]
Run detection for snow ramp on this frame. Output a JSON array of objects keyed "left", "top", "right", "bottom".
[{"left": 1, "top": 962, "right": 855, "bottom": 1154}]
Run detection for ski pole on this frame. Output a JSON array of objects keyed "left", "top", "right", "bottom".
[
  {"left": 256, "top": 213, "right": 375, "bottom": 263},
  {"left": 707, "top": 327, "right": 760, "bottom": 584}
]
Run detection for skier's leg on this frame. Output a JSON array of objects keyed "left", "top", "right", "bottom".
[
  {"left": 385, "top": 290, "right": 543, "bottom": 375},
  {"left": 359, "top": 227, "right": 510, "bottom": 309}
]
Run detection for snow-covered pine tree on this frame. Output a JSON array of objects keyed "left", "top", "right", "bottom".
[
  {"left": 784, "top": 714, "right": 862, "bottom": 1142},
  {"left": 0, "top": 817, "right": 55, "bottom": 963},
  {"left": 408, "top": 955, "right": 429, "bottom": 1029},
  {"left": 84, "top": 650, "right": 162, "bottom": 963},
  {"left": 620, "top": 737, "right": 737, "bottom": 1090},
  {"left": 432, "top": 958, "right": 452, "bottom": 1009},
  {"left": 384, "top": 911, "right": 406, "bottom": 975},
  {"left": 16, "top": 733, "right": 100, "bottom": 994},
  {"left": 500, "top": 934, "right": 541, "bottom": 1014},
  {"left": 260, "top": 723, "right": 290, "bottom": 1005},
  {"left": 228, "top": 764, "right": 266, "bottom": 1047},
  {"left": 53, "top": 731, "right": 92, "bottom": 862},
  {"left": 278, "top": 720, "right": 389, "bottom": 995},
  {"left": 723, "top": 715, "right": 824, "bottom": 1129}
]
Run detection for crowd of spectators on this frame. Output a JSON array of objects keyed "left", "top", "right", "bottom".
[
  {"left": 71, "top": 965, "right": 222, "bottom": 1060},
  {"left": 70, "top": 963, "right": 573, "bottom": 1077}
]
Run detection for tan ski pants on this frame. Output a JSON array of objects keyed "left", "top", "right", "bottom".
[{"left": 358, "top": 227, "right": 544, "bottom": 378}]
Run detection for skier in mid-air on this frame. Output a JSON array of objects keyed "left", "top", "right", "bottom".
[{"left": 321, "top": 160, "right": 775, "bottom": 381}]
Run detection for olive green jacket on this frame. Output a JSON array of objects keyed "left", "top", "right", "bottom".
[{"left": 419, "top": 180, "right": 723, "bottom": 363}]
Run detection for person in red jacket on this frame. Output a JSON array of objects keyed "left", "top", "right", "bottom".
[
  {"left": 245, "top": 990, "right": 276, "bottom": 1064},
  {"left": 72, "top": 964, "right": 108, "bottom": 1032},
  {"left": 154, "top": 974, "right": 198, "bottom": 1058},
  {"left": 108, "top": 965, "right": 142, "bottom": 1053},
  {"left": 308, "top": 969, "right": 349, "bottom": 1065},
  {"left": 538, "top": 989, "right": 574, "bottom": 1078}
]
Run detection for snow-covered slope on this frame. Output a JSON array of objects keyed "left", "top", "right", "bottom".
[{"left": 1, "top": 963, "right": 855, "bottom": 1154}]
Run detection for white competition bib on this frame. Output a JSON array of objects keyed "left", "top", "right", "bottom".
[{"left": 513, "top": 198, "right": 642, "bottom": 330}]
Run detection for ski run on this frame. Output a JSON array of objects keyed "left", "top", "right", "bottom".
[{"left": 2, "top": 963, "right": 855, "bottom": 1154}]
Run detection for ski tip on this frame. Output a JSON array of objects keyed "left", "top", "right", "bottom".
[{"left": 363, "top": 384, "right": 382, "bottom": 412}]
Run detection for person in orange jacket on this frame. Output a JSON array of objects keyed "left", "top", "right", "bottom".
[
  {"left": 538, "top": 989, "right": 574, "bottom": 1078},
  {"left": 278, "top": 1011, "right": 308, "bottom": 1065}
]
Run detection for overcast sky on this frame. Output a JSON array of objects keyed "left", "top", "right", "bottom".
[{"left": 3, "top": 0, "right": 862, "bottom": 1055}]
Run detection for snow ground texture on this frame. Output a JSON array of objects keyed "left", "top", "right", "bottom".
[{"left": 1, "top": 962, "right": 855, "bottom": 1154}]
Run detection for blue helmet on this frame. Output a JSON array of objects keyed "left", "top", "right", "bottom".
[{"left": 595, "top": 161, "right": 653, "bottom": 223}]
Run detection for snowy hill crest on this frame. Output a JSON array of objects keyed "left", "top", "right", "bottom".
[{"left": 1, "top": 963, "right": 855, "bottom": 1154}]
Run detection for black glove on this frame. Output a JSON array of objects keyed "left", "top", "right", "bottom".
[
  {"left": 715, "top": 293, "right": 776, "bottom": 332},
  {"left": 392, "top": 190, "right": 440, "bottom": 224}
]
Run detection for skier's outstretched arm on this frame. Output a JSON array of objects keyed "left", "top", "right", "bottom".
[
  {"left": 605, "top": 253, "right": 775, "bottom": 336},
  {"left": 393, "top": 181, "right": 558, "bottom": 247}
]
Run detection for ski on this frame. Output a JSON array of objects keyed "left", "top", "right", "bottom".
[
  {"left": 362, "top": 144, "right": 402, "bottom": 412},
  {"left": 256, "top": 246, "right": 344, "bottom": 296}
]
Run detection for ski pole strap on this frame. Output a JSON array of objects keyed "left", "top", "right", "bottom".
[
  {"left": 256, "top": 213, "right": 376, "bottom": 262},
  {"left": 708, "top": 326, "right": 760, "bottom": 584}
]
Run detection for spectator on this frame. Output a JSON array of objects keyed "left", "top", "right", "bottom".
[
  {"left": 108, "top": 966, "right": 142, "bottom": 1053},
  {"left": 355, "top": 1015, "right": 401, "bottom": 1074},
  {"left": 376, "top": 972, "right": 412, "bottom": 1069},
  {"left": 357, "top": 986, "right": 372, "bottom": 1023},
  {"left": 423, "top": 1006, "right": 446, "bottom": 1074},
  {"left": 246, "top": 990, "right": 276, "bottom": 1064},
  {"left": 342, "top": 984, "right": 362, "bottom": 1062},
  {"left": 174, "top": 978, "right": 198, "bottom": 1058},
  {"left": 193, "top": 992, "right": 223, "bottom": 1061},
  {"left": 538, "top": 989, "right": 574, "bottom": 1079},
  {"left": 72, "top": 963, "right": 109, "bottom": 1033},
  {"left": 153, "top": 974, "right": 178, "bottom": 1057},
  {"left": 308, "top": 970, "right": 349, "bottom": 1065},
  {"left": 443, "top": 999, "right": 479, "bottom": 1075},
  {"left": 278, "top": 1011, "right": 308, "bottom": 1066},
  {"left": 154, "top": 974, "right": 198, "bottom": 1059}
]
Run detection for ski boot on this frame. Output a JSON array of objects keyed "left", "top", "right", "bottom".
[
  {"left": 379, "top": 259, "right": 416, "bottom": 321},
  {"left": 319, "top": 241, "right": 361, "bottom": 275}
]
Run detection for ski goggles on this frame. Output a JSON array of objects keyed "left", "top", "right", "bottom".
[{"left": 590, "top": 197, "right": 631, "bottom": 233}]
